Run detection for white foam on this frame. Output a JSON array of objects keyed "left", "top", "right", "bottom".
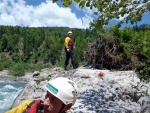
[
  {"left": 0, "top": 83, "right": 25, "bottom": 112},
  {"left": 3, "top": 85, "right": 17, "bottom": 90}
]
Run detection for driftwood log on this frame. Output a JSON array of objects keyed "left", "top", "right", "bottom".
[{"left": 85, "top": 36, "right": 138, "bottom": 71}]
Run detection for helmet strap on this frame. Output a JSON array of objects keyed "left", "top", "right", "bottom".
[{"left": 58, "top": 103, "right": 65, "bottom": 113}]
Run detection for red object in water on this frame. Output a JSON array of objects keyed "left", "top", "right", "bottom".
[{"left": 98, "top": 71, "right": 104, "bottom": 77}]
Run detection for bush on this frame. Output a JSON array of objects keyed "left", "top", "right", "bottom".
[
  {"left": 9, "top": 63, "right": 26, "bottom": 76},
  {"left": 8, "top": 62, "right": 51, "bottom": 76}
]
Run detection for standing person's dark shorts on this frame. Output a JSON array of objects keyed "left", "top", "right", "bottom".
[{"left": 64, "top": 31, "right": 75, "bottom": 70}]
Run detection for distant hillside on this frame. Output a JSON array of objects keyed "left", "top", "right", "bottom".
[{"left": 0, "top": 25, "right": 149, "bottom": 81}]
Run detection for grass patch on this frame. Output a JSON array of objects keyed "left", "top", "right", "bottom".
[
  {"left": 34, "top": 77, "right": 51, "bottom": 84},
  {"left": 0, "top": 59, "right": 51, "bottom": 76}
]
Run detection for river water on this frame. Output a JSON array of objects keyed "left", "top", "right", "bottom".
[{"left": 0, "top": 81, "right": 26, "bottom": 113}]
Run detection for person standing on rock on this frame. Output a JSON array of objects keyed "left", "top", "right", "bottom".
[
  {"left": 64, "top": 31, "right": 76, "bottom": 70},
  {"left": 5, "top": 77, "right": 78, "bottom": 113}
]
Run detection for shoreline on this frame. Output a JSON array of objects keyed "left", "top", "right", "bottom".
[{"left": 0, "top": 70, "right": 28, "bottom": 82}]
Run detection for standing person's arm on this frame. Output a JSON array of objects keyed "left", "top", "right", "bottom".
[
  {"left": 73, "top": 38, "right": 76, "bottom": 49},
  {"left": 5, "top": 99, "right": 34, "bottom": 113}
]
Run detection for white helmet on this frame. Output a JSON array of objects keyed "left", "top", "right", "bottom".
[
  {"left": 68, "top": 31, "right": 73, "bottom": 34},
  {"left": 45, "top": 77, "right": 78, "bottom": 105}
]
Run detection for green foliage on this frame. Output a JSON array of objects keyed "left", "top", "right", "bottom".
[
  {"left": 0, "top": 58, "right": 13, "bottom": 71},
  {"left": 34, "top": 77, "right": 51, "bottom": 85},
  {"left": 85, "top": 24, "right": 150, "bottom": 81},
  {"left": 9, "top": 63, "right": 26, "bottom": 76},
  {"left": 57, "top": 0, "right": 150, "bottom": 29},
  {"left": 62, "top": 0, "right": 72, "bottom": 7},
  {"left": 0, "top": 26, "right": 97, "bottom": 75},
  {"left": 111, "top": 25, "right": 150, "bottom": 81},
  {"left": 0, "top": 34, "right": 8, "bottom": 51},
  {"left": 0, "top": 25, "right": 149, "bottom": 81},
  {"left": 7, "top": 61, "right": 50, "bottom": 76}
]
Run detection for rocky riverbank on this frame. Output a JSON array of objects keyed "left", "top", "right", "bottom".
[{"left": 1, "top": 67, "right": 150, "bottom": 113}]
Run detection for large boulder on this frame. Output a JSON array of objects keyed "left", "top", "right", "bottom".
[{"left": 9, "top": 67, "right": 150, "bottom": 113}]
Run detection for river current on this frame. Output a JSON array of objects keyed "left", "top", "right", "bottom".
[{"left": 0, "top": 81, "right": 26, "bottom": 113}]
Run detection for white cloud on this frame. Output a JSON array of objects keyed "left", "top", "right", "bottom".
[
  {"left": 74, "top": 2, "right": 98, "bottom": 18},
  {"left": 0, "top": 13, "right": 16, "bottom": 25},
  {"left": 0, "top": 0, "right": 94, "bottom": 28}
]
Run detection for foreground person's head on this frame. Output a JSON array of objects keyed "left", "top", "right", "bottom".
[{"left": 44, "top": 77, "right": 78, "bottom": 113}]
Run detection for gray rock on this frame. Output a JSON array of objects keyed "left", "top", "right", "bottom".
[{"left": 3, "top": 67, "right": 149, "bottom": 113}]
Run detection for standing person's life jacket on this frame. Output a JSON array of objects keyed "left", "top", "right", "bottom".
[{"left": 64, "top": 37, "right": 73, "bottom": 49}]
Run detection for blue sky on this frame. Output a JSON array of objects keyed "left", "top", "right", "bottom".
[{"left": 0, "top": 0, "right": 150, "bottom": 29}]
